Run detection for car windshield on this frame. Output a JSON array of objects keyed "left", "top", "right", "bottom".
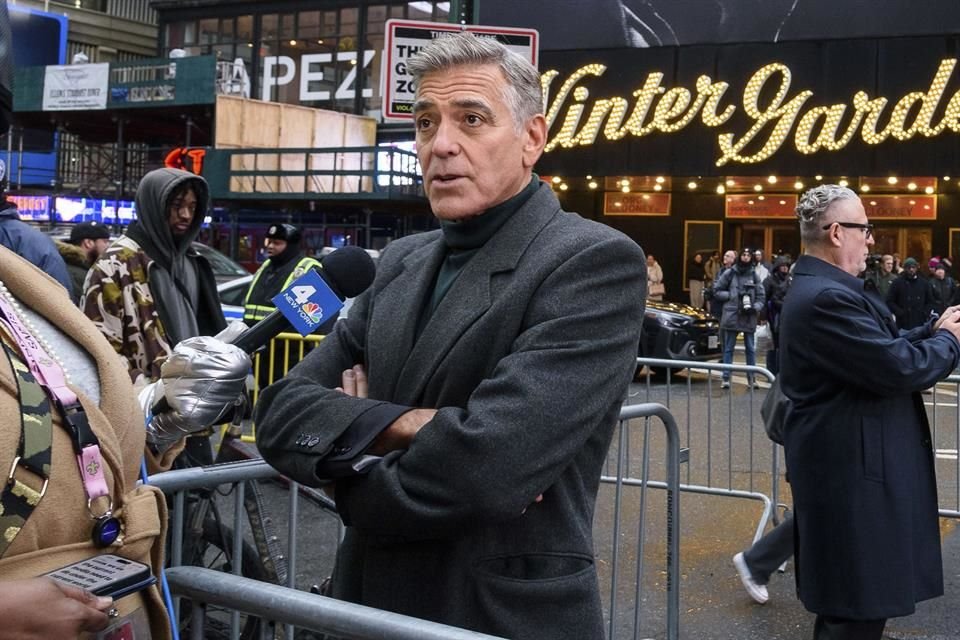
[{"left": 192, "top": 242, "right": 249, "bottom": 281}]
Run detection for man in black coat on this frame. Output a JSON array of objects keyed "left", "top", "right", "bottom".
[
  {"left": 781, "top": 185, "right": 960, "bottom": 639},
  {"left": 886, "top": 257, "right": 934, "bottom": 329}
]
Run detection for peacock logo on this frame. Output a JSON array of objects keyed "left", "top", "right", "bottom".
[{"left": 301, "top": 301, "right": 322, "bottom": 323}]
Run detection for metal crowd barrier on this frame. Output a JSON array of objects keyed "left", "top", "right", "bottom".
[
  {"left": 921, "top": 372, "right": 960, "bottom": 519},
  {"left": 149, "top": 402, "right": 684, "bottom": 640},
  {"left": 632, "top": 358, "right": 780, "bottom": 546},
  {"left": 599, "top": 402, "right": 682, "bottom": 640},
  {"left": 166, "top": 567, "right": 507, "bottom": 640}
]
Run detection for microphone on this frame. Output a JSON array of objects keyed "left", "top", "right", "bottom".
[
  {"left": 150, "top": 246, "right": 376, "bottom": 418},
  {"left": 231, "top": 246, "right": 376, "bottom": 354}
]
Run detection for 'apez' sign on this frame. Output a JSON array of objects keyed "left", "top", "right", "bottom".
[{"left": 542, "top": 56, "right": 960, "bottom": 167}]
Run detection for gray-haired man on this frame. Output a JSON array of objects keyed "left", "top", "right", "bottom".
[
  {"left": 780, "top": 184, "right": 960, "bottom": 639},
  {"left": 255, "top": 32, "right": 646, "bottom": 639}
]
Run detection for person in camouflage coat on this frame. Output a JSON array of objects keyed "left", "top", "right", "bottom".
[{"left": 82, "top": 169, "right": 225, "bottom": 384}]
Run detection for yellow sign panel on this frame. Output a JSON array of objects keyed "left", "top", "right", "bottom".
[{"left": 542, "top": 59, "right": 960, "bottom": 167}]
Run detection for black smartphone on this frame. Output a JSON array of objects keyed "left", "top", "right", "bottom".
[{"left": 46, "top": 554, "right": 157, "bottom": 600}]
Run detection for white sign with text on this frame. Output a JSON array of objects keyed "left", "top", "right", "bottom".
[{"left": 42, "top": 63, "right": 109, "bottom": 111}]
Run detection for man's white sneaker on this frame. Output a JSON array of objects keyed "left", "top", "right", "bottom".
[{"left": 733, "top": 552, "right": 769, "bottom": 604}]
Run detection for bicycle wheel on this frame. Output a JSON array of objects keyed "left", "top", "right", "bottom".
[{"left": 178, "top": 515, "right": 271, "bottom": 640}]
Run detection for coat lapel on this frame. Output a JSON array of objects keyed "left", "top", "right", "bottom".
[{"left": 391, "top": 184, "right": 561, "bottom": 404}]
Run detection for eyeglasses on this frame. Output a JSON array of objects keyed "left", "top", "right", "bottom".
[{"left": 822, "top": 221, "right": 874, "bottom": 239}]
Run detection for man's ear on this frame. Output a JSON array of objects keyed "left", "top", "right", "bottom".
[{"left": 522, "top": 114, "right": 548, "bottom": 169}]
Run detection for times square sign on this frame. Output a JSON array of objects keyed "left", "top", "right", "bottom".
[{"left": 541, "top": 58, "right": 960, "bottom": 167}]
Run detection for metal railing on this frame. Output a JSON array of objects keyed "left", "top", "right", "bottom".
[
  {"left": 166, "top": 567, "right": 508, "bottom": 640},
  {"left": 632, "top": 358, "right": 780, "bottom": 546},
  {"left": 150, "top": 401, "right": 685, "bottom": 640}
]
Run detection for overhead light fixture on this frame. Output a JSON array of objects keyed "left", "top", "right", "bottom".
[
  {"left": 653, "top": 184, "right": 663, "bottom": 192},
  {"left": 887, "top": 176, "right": 898, "bottom": 185},
  {"left": 748, "top": 200, "right": 755, "bottom": 205},
  {"left": 586, "top": 175, "right": 593, "bottom": 180},
  {"left": 687, "top": 181, "right": 697, "bottom": 190},
  {"left": 753, "top": 184, "right": 763, "bottom": 192},
  {"left": 907, "top": 182, "right": 917, "bottom": 191},
  {"left": 289, "top": 39, "right": 297, "bottom": 46},
  {"left": 870, "top": 201, "right": 877, "bottom": 206},
  {"left": 815, "top": 175, "right": 823, "bottom": 180},
  {"left": 767, "top": 175, "right": 777, "bottom": 184},
  {"left": 620, "top": 179, "right": 630, "bottom": 186},
  {"left": 655, "top": 176, "right": 665, "bottom": 184},
  {"left": 944, "top": 175, "right": 951, "bottom": 181},
  {"left": 909, "top": 200, "right": 916, "bottom": 205},
  {"left": 614, "top": 201, "right": 622, "bottom": 207},
  {"left": 925, "top": 186, "right": 935, "bottom": 194},
  {"left": 552, "top": 176, "right": 562, "bottom": 184},
  {"left": 621, "top": 185, "right": 630, "bottom": 193},
  {"left": 758, "top": 195, "right": 765, "bottom": 201},
  {"left": 794, "top": 181, "right": 804, "bottom": 190},
  {"left": 716, "top": 185, "right": 726, "bottom": 194},
  {"left": 726, "top": 179, "right": 735, "bottom": 187},
  {"left": 861, "top": 184, "right": 870, "bottom": 192},
  {"left": 642, "top": 194, "right": 651, "bottom": 200},
  {"left": 839, "top": 179, "right": 849, "bottom": 187},
  {"left": 317, "top": 39, "right": 324, "bottom": 44},
  {"left": 588, "top": 181, "right": 598, "bottom": 189},
  {"left": 779, "top": 200, "right": 786, "bottom": 205},
  {"left": 559, "top": 183, "right": 568, "bottom": 191}
]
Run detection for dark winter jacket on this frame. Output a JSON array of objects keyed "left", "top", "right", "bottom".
[
  {"left": 763, "top": 257, "right": 792, "bottom": 341},
  {"left": 0, "top": 201, "right": 74, "bottom": 297},
  {"left": 928, "top": 275, "right": 956, "bottom": 316},
  {"left": 712, "top": 261, "right": 766, "bottom": 333},
  {"left": 887, "top": 272, "right": 934, "bottom": 329},
  {"left": 57, "top": 240, "right": 90, "bottom": 305}
]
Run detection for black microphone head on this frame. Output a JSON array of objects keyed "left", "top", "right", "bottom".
[{"left": 320, "top": 246, "right": 376, "bottom": 299}]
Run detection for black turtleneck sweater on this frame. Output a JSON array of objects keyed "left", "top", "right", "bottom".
[{"left": 420, "top": 176, "right": 539, "bottom": 332}]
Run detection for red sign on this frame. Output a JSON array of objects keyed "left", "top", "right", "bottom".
[
  {"left": 164, "top": 147, "right": 206, "bottom": 175},
  {"left": 862, "top": 195, "right": 937, "bottom": 220},
  {"left": 725, "top": 194, "right": 798, "bottom": 218},
  {"left": 603, "top": 192, "right": 671, "bottom": 216}
]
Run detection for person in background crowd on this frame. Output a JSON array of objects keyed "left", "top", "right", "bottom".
[
  {"left": 712, "top": 247, "right": 766, "bottom": 389},
  {"left": 0, "top": 190, "right": 73, "bottom": 299},
  {"left": 83, "top": 168, "right": 226, "bottom": 386},
  {"left": 688, "top": 252, "right": 706, "bottom": 308},
  {"left": 254, "top": 32, "right": 646, "bottom": 640},
  {"left": 929, "top": 263, "right": 956, "bottom": 317},
  {"left": 59, "top": 222, "right": 112, "bottom": 304},
  {"left": 927, "top": 256, "right": 941, "bottom": 279},
  {"left": 753, "top": 248, "right": 771, "bottom": 281},
  {"left": 647, "top": 253, "right": 665, "bottom": 301},
  {"left": 708, "top": 249, "right": 737, "bottom": 321},
  {"left": 243, "top": 223, "right": 323, "bottom": 387},
  {"left": 892, "top": 253, "right": 905, "bottom": 275},
  {"left": 781, "top": 184, "right": 960, "bottom": 640},
  {"left": 874, "top": 254, "right": 897, "bottom": 299},
  {"left": 0, "top": 244, "right": 250, "bottom": 640},
  {"left": 887, "top": 257, "right": 934, "bottom": 329},
  {"left": 704, "top": 250, "right": 722, "bottom": 286},
  {"left": 762, "top": 255, "right": 792, "bottom": 375}
]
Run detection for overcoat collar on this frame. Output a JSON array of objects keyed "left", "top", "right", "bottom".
[
  {"left": 793, "top": 254, "right": 898, "bottom": 337},
  {"left": 369, "top": 182, "right": 562, "bottom": 404}
]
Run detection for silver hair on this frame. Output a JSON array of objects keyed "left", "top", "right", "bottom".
[
  {"left": 796, "top": 184, "right": 860, "bottom": 247},
  {"left": 406, "top": 31, "right": 543, "bottom": 131}
]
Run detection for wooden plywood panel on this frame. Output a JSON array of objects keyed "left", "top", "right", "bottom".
[
  {"left": 215, "top": 95, "right": 246, "bottom": 149},
  {"left": 341, "top": 114, "right": 377, "bottom": 192},
  {"left": 309, "top": 110, "right": 344, "bottom": 194}
]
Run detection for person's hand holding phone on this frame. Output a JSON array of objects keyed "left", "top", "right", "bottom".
[{"left": 0, "top": 577, "right": 113, "bottom": 639}]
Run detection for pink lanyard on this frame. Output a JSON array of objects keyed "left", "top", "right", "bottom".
[{"left": 0, "top": 293, "right": 110, "bottom": 507}]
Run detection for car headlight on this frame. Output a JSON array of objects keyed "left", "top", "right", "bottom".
[{"left": 657, "top": 314, "right": 691, "bottom": 328}]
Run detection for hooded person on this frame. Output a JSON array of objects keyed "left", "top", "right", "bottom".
[{"left": 82, "top": 168, "right": 226, "bottom": 385}]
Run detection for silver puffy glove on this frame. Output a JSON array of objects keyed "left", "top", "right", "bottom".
[{"left": 140, "top": 335, "right": 251, "bottom": 452}]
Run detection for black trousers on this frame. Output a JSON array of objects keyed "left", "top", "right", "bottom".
[
  {"left": 813, "top": 615, "right": 886, "bottom": 640},
  {"left": 743, "top": 513, "right": 794, "bottom": 584}
]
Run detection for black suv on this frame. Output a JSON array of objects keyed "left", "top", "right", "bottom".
[{"left": 639, "top": 299, "right": 721, "bottom": 372}]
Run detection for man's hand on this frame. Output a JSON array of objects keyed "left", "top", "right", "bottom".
[
  {"left": 337, "top": 365, "right": 436, "bottom": 455},
  {"left": 0, "top": 578, "right": 113, "bottom": 639},
  {"left": 936, "top": 306, "right": 960, "bottom": 340},
  {"left": 935, "top": 305, "right": 960, "bottom": 332}
]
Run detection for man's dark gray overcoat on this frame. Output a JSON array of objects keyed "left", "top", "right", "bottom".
[
  {"left": 780, "top": 255, "right": 960, "bottom": 620},
  {"left": 256, "top": 184, "right": 646, "bottom": 639}
]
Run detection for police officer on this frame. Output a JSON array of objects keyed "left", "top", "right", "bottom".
[
  {"left": 243, "top": 223, "right": 321, "bottom": 386},
  {"left": 243, "top": 224, "right": 320, "bottom": 325}
]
